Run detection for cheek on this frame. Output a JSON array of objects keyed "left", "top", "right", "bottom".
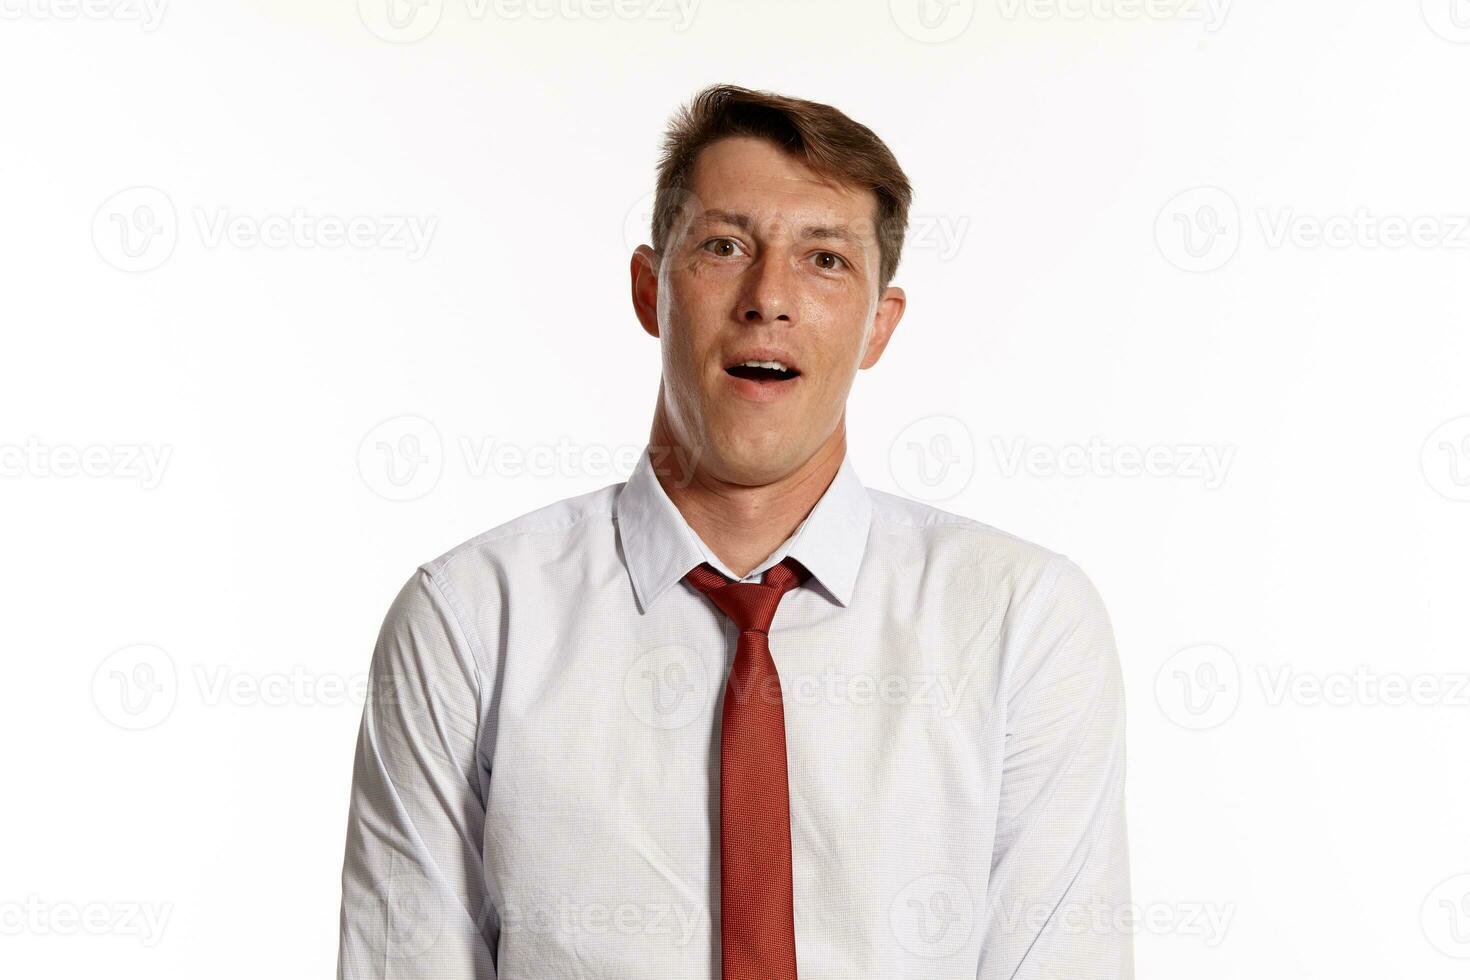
[
  {"left": 665, "top": 268, "right": 721, "bottom": 328},
  {"left": 668, "top": 283, "right": 728, "bottom": 354},
  {"left": 658, "top": 314, "right": 714, "bottom": 397},
  {"left": 801, "top": 310, "right": 870, "bottom": 370}
]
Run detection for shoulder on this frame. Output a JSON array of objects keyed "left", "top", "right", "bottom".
[
  {"left": 865, "top": 486, "right": 1074, "bottom": 585},
  {"left": 865, "top": 487, "right": 1112, "bottom": 642},
  {"left": 412, "top": 479, "right": 623, "bottom": 595},
  {"left": 372, "top": 480, "right": 624, "bottom": 663}
]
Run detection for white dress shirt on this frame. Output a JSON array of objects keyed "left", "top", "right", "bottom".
[{"left": 337, "top": 442, "right": 1132, "bottom": 979}]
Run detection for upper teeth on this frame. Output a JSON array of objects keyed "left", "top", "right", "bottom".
[{"left": 739, "top": 360, "right": 791, "bottom": 372}]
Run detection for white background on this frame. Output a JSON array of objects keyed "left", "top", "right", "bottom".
[{"left": 3, "top": 0, "right": 1469, "bottom": 976}]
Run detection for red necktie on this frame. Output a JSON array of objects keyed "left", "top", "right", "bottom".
[{"left": 685, "top": 556, "right": 809, "bottom": 980}]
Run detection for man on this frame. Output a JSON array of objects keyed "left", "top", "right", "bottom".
[{"left": 337, "top": 83, "right": 1131, "bottom": 979}]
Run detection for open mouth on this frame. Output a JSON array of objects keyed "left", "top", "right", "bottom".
[{"left": 724, "top": 361, "right": 801, "bottom": 384}]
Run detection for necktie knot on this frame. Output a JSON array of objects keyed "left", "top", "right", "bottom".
[{"left": 684, "top": 556, "right": 808, "bottom": 634}]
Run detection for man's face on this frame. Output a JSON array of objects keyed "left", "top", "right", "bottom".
[{"left": 632, "top": 135, "right": 904, "bottom": 485}]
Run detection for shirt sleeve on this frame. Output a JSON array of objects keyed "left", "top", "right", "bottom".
[
  {"left": 337, "top": 566, "right": 498, "bottom": 979},
  {"left": 978, "top": 555, "right": 1133, "bottom": 980}
]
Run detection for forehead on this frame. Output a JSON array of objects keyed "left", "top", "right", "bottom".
[{"left": 685, "top": 135, "right": 877, "bottom": 235}]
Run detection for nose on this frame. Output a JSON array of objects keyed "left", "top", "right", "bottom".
[{"left": 737, "top": 254, "right": 795, "bottom": 324}]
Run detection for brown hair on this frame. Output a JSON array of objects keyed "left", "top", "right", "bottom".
[{"left": 650, "top": 83, "right": 913, "bottom": 294}]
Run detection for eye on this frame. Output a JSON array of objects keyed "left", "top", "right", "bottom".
[
  {"left": 702, "top": 237, "right": 746, "bottom": 258},
  {"left": 812, "top": 251, "right": 848, "bottom": 271}
]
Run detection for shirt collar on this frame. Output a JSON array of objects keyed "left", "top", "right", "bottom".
[{"left": 614, "top": 442, "right": 873, "bottom": 613}]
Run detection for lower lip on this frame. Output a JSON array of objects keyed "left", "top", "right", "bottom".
[{"left": 723, "top": 370, "right": 802, "bottom": 402}]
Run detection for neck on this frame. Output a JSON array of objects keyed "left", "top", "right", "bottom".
[{"left": 647, "top": 407, "right": 845, "bottom": 580}]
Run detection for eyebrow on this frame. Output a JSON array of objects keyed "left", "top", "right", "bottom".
[{"left": 700, "top": 209, "right": 868, "bottom": 249}]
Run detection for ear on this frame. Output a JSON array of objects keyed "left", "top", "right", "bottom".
[
  {"left": 859, "top": 285, "right": 905, "bottom": 369},
  {"left": 631, "top": 245, "right": 660, "bottom": 339}
]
